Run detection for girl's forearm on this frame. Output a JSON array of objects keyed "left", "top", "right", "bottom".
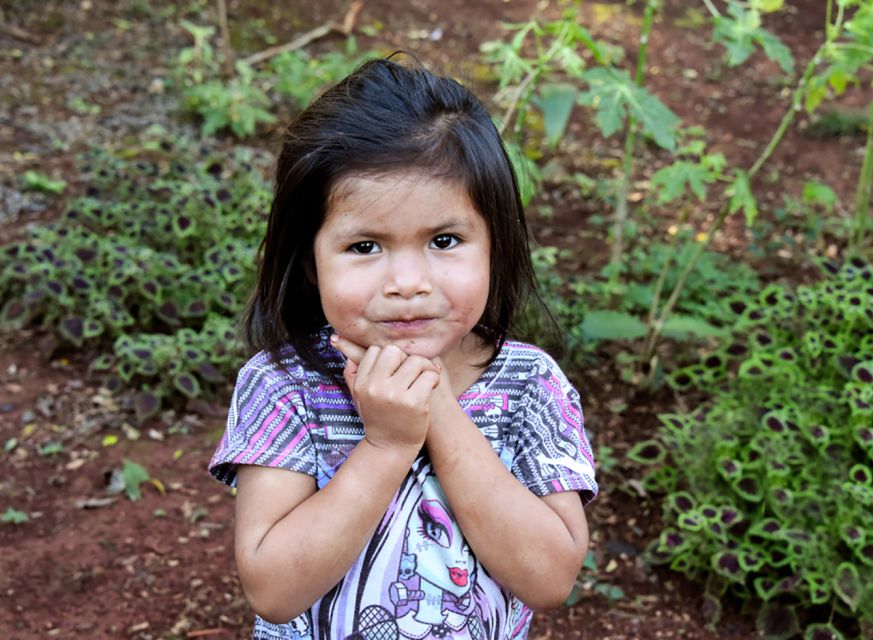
[
  {"left": 239, "top": 439, "right": 417, "bottom": 623},
  {"left": 426, "top": 401, "right": 588, "bottom": 609}
]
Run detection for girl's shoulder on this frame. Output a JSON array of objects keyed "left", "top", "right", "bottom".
[
  {"left": 496, "top": 339, "right": 565, "bottom": 377},
  {"left": 235, "top": 331, "right": 343, "bottom": 392}
]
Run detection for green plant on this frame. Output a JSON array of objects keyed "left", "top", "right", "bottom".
[
  {"left": 635, "top": 257, "right": 873, "bottom": 635},
  {"left": 173, "top": 18, "right": 378, "bottom": 138},
  {"left": 0, "top": 132, "right": 270, "bottom": 417},
  {"left": 122, "top": 458, "right": 150, "bottom": 501},
  {"left": 21, "top": 170, "right": 66, "bottom": 195},
  {"left": 566, "top": 551, "right": 625, "bottom": 605},
  {"left": 1, "top": 507, "right": 30, "bottom": 524},
  {"left": 480, "top": 4, "right": 615, "bottom": 204}
]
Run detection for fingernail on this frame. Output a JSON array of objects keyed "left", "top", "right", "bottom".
[{"left": 330, "top": 334, "right": 338, "bottom": 343}]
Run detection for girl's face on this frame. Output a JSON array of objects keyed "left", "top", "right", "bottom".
[{"left": 314, "top": 171, "right": 491, "bottom": 374}]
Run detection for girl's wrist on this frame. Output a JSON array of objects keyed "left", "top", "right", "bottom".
[{"left": 360, "top": 435, "right": 421, "bottom": 468}]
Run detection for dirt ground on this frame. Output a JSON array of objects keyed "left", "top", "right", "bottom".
[{"left": 1, "top": 0, "right": 868, "bottom": 638}]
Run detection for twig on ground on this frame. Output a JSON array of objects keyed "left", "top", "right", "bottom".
[
  {"left": 241, "top": 0, "right": 364, "bottom": 67},
  {"left": 0, "top": 21, "right": 42, "bottom": 45},
  {"left": 186, "top": 629, "right": 227, "bottom": 638}
]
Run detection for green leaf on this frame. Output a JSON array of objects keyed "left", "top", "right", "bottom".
[
  {"left": 578, "top": 67, "right": 680, "bottom": 151},
  {"left": 802, "top": 181, "right": 838, "bottom": 212},
  {"left": 804, "top": 624, "right": 846, "bottom": 640},
  {"left": 756, "top": 28, "right": 794, "bottom": 74},
  {"left": 661, "top": 315, "right": 728, "bottom": 340},
  {"left": 755, "top": 603, "right": 799, "bottom": 640},
  {"left": 628, "top": 439, "right": 666, "bottom": 464},
  {"left": 581, "top": 310, "right": 647, "bottom": 340},
  {"left": 650, "top": 160, "right": 715, "bottom": 204},
  {"left": 532, "top": 83, "right": 578, "bottom": 149},
  {"left": 726, "top": 170, "right": 758, "bottom": 226},
  {"left": 712, "top": 5, "right": 794, "bottom": 74},
  {"left": 833, "top": 562, "right": 861, "bottom": 611},
  {"left": 22, "top": 170, "right": 66, "bottom": 194},
  {"left": 122, "top": 458, "right": 150, "bottom": 501},
  {"left": 1, "top": 507, "right": 30, "bottom": 524}
]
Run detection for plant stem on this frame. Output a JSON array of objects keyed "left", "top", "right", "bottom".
[
  {"left": 216, "top": 0, "right": 234, "bottom": 78},
  {"left": 607, "top": 0, "right": 658, "bottom": 289},
  {"left": 642, "top": 31, "right": 833, "bottom": 365},
  {"left": 701, "top": 0, "right": 721, "bottom": 19},
  {"left": 851, "top": 99, "right": 873, "bottom": 252},
  {"left": 748, "top": 50, "right": 821, "bottom": 179},
  {"left": 498, "top": 69, "right": 539, "bottom": 137}
]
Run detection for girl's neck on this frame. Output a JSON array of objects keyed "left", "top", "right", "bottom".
[{"left": 443, "top": 332, "right": 494, "bottom": 396}]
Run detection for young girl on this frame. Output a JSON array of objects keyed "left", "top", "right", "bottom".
[{"left": 210, "top": 58, "right": 598, "bottom": 640}]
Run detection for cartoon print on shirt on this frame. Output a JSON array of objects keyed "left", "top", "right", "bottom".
[{"left": 388, "top": 475, "right": 483, "bottom": 639}]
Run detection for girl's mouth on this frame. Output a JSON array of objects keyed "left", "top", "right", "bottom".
[
  {"left": 381, "top": 318, "right": 434, "bottom": 332},
  {"left": 448, "top": 567, "right": 468, "bottom": 587}
]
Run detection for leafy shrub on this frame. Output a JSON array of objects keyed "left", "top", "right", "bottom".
[
  {"left": 0, "top": 134, "right": 272, "bottom": 418},
  {"left": 634, "top": 257, "right": 873, "bottom": 636},
  {"left": 174, "top": 21, "right": 377, "bottom": 138}
]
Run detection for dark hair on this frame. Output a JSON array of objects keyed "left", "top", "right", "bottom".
[{"left": 245, "top": 57, "right": 545, "bottom": 376}]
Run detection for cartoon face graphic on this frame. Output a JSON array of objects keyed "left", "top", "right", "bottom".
[{"left": 404, "top": 477, "right": 474, "bottom": 598}]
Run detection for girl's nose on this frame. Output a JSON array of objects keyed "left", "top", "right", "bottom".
[{"left": 384, "top": 251, "right": 432, "bottom": 298}]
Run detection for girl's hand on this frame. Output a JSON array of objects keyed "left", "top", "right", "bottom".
[{"left": 331, "top": 335, "right": 440, "bottom": 454}]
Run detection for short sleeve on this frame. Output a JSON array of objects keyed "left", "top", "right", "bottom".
[
  {"left": 209, "top": 356, "right": 317, "bottom": 487},
  {"left": 511, "top": 354, "right": 598, "bottom": 505}
]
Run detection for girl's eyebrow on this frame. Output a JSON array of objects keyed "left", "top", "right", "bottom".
[{"left": 334, "top": 218, "right": 475, "bottom": 239}]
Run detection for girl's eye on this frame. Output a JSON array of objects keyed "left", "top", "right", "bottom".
[
  {"left": 349, "top": 241, "right": 380, "bottom": 254},
  {"left": 430, "top": 234, "right": 460, "bottom": 250}
]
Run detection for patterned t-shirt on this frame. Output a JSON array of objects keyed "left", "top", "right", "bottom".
[{"left": 210, "top": 330, "right": 598, "bottom": 640}]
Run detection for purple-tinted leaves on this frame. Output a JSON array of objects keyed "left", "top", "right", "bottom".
[
  {"left": 669, "top": 492, "right": 696, "bottom": 513},
  {"left": 754, "top": 577, "right": 777, "bottom": 601},
  {"left": 134, "top": 392, "right": 161, "bottom": 421},
  {"left": 74, "top": 247, "right": 97, "bottom": 263},
  {"left": 172, "top": 215, "right": 196, "bottom": 238},
  {"left": 833, "top": 562, "right": 861, "bottom": 611},
  {"left": 756, "top": 604, "right": 799, "bottom": 640},
  {"left": 156, "top": 301, "right": 180, "bottom": 325},
  {"left": 803, "top": 573, "right": 831, "bottom": 605},
  {"left": 216, "top": 291, "right": 236, "bottom": 311},
  {"left": 738, "top": 548, "right": 764, "bottom": 572},
  {"left": 849, "top": 464, "right": 872, "bottom": 484},
  {"left": 58, "top": 317, "right": 85, "bottom": 346},
  {"left": 804, "top": 624, "right": 846, "bottom": 640},
  {"left": 711, "top": 550, "right": 743, "bottom": 582},
  {"left": 840, "top": 525, "right": 864, "bottom": 546},
  {"left": 173, "top": 373, "right": 201, "bottom": 398},
  {"left": 138, "top": 280, "right": 160, "bottom": 300},
  {"left": 761, "top": 411, "right": 787, "bottom": 433},
  {"left": 855, "top": 543, "right": 873, "bottom": 567},
  {"left": 854, "top": 426, "right": 873, "bottom": 449},
  {"left": 749, "top": 518, "right": 782, "bottom": 540},
  {"left": 700, "top": 592, "right": 722, "bottom": 627},
  {"left": 678, "top": 514, "right": 703, "bottom": 531},
  {"left": 197, "top": 362, "right": 224, "bottom": 384},
  {"left": 717, "top": 458, "right": 742, "bottom": 481},
  {"left": 1, "top": 299, "right": 29, "bottom": 327},
  {"left": 183, "top": 300, "right": 207, "bottom": 317},
  {"left": 852, "top": 360, "right": 873, "bottom": 384},
  {"left": 667, "top": 368, "right": 695, "bottom": 390},
  {"left": 669, "top": 554, "right": 692, "bottom": 574},
  {"left": 732, "top": 476, "right": 763, "bottom": 502},
  {"left": 90, "top": 353, "right": 115, "bottom": 372},
  {"left": 628, "top": 439, "right": 666, "bottom": 465}
]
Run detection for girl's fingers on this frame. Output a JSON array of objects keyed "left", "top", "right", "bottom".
[
  {"left": 408, "top": 369, "right": 441, "bottom": 397},
  {"left": 392, "top": 354, "right": 441, "bottom": 389},
  {"left": 330, "top": 334, "right": 367, "bottom": 364}
]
